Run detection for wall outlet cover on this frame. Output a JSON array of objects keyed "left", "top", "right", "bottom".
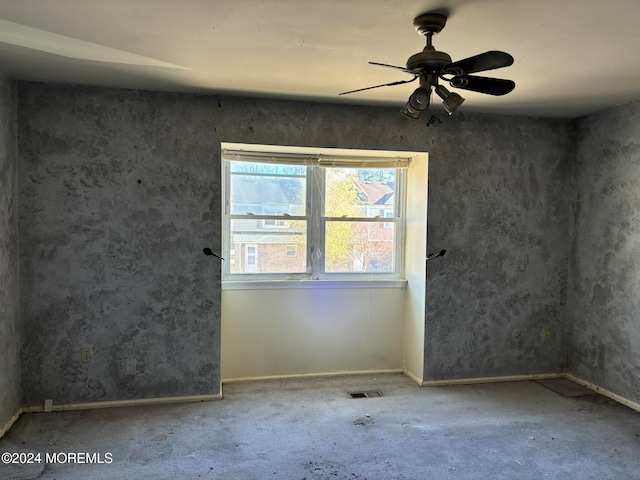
[{"left": 81, "top": 346, "right": 92, "bottom": 362}]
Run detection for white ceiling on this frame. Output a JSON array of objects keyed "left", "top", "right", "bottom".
[{"left": 0, "top": 0, "right": 639, "bottom": 118}]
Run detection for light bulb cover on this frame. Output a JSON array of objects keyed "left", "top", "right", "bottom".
[
  {"left": 409, "top": 87, "right": 431, "bottom": 110},
  {"left": 435, "top": 85, "right": 464, "bottom": 115},
  {"left": 400, "top": 102, "right": 421, "bottom": 119},
  {"left": 401, "top": 87, "right": 432, "bottom": 120}
]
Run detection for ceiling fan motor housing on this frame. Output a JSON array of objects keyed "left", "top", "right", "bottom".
[{"left": 406, "top": 50, "right": 452, "bottom": 72}]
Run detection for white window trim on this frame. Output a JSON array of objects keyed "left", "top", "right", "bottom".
[{"left": 221, "top": 144, "right": 410, "bottom": 284}]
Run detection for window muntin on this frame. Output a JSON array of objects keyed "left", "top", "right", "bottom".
[{"left": 223, "top": 150, "right": 406, "bottom": 281}]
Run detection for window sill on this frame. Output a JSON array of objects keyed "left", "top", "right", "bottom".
[{"left": 222, "top": 279, "right": 408, "bottom": 290}]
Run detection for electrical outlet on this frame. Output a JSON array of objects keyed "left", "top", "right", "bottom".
[
  {"left": 543, "top": 328, "right": 552, "bottom": 342},
  {"left": 81, "top": 346, "right": 92, "bottom": 362}
]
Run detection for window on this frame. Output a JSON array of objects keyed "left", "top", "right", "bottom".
[
  {"left": 245, "top": 245, "right": 257, "bottom": 268},
  {"left": 222, "top": 144, "right": 410, "bottom": 282}
]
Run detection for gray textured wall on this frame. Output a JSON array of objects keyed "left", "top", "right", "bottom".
[
  {"left": 569, "top": 100, "right": 640, "bottom": 405},
  {"left": 424, "top": 115, "right": 573, "bottom": 380},
  {"left": 18, "top": 83, "right": 573, "bottom": 405},
  {"left": 19, "top": 85, "right": 221, "bottom": 405},
  {"left": 0, "top": 75, "right": 21, "bottom": 428}
]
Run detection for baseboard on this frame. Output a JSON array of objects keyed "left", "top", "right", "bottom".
[
  {"left": 0, "top": 407, "right": 23, "bottom": 439},
  {"left": 418, "top": 372, "right": 640, "bottom": 413},
  {"left": 22, "top": 393, "right": 222, "bottom": 414},
  {"left": 563, "top": 373, "right": 640, "bottom": 413},
  {"left": 222, "top": 369, "right": 404, "bottom": 384},
  {"left": 401, "top": 369, "right": 423, "bottom": 386},
  {"left": 421, "top": 373, "right": 563, "bottom": 387},
  {"left": 220, "top": 370, "right": 567, "bottom": 388},
  {"left": 9, "top": 373, "right": 638, "bottom": 427}
]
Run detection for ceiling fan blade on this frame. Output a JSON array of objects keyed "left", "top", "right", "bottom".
[
  {"left": 442, "top": 51, "right": 514, "bottom": 76},
  {"left": 449, "top": 75, "right": 515, "bottom": 96},
  {"left": 369, "top": 62, "right": 416, "bottom": 75},
  {"left": 339, "top": 75, "right": 419, "bottom": 95}
]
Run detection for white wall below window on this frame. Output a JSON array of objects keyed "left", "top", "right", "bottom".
[
  {"left": 221, "top": 150, "right": 427, "bottom": 383},
  {"left": 221, "top": 286, "right": 406, "bottom": 381}
]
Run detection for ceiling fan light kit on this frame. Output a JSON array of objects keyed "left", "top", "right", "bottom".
[
  {"left": 400, "top": 87, "right": 431, "bottom": 119},
  {"left": 340, "top": 13, "right": 515, "bottom": 120}
]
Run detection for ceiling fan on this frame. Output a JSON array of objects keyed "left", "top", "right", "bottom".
[{"left": 339, "top": 13, "right": 515, "bottom": 119}]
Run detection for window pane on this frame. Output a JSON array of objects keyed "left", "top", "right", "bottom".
[
  {"left": 229, "top": 219, "right": 307, "bottom": 274},
  {"left": 324, "top": 168, "right": 396, "bottom": 218},
  {"left": 325, "top": 221, "right": 395, "bottom": 273},
  {"left": 230, "top": 162, "right": 306, "bottom": 216}
]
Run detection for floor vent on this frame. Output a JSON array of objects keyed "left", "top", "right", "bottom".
[{"left": 348, "top": 391, "right": 383, "bottom": 399}]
